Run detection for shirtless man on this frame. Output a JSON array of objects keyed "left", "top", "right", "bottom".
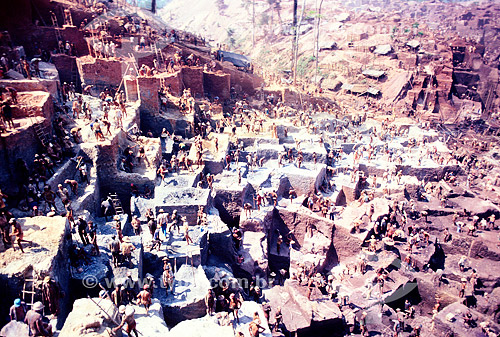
[
  {"left": 64, "top": 179, "right": 79, "bottom": 196},
  {"left": 228, "top": 293, "right": 242, "bottom": 323},
  {"left": 162, "top": 261, "right": 174, "bottom": 295},
  {"left": 249, "top": 313, "right": 265, "bottom": 337},
  {"left": 182, "top": 217, "right": 192, "bottom": 245},
  {"left": 113, "top": 306, "right": 138, "bottom": 337},
  {"left": 10, "top": 218, "right": 29, "bottom": 253},
  {"left": 137, "top": 285, "right": 152, "bottom": 314}
]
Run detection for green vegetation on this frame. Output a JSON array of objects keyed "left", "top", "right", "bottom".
[{"left": 297, "top": 55, "right": 316, "bottom": 78}]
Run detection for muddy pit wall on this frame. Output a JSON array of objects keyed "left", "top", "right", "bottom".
[
  {"left": 213, "top": 187, "right": 252, "bottom": 226},
  {"left": 94, "top": 132, "right": 155, "bottom": 214},
  {"left": 159, "top": 72, "right": 183, "bottom": 97},
  {"left": 0, "top": 92, "right": 53, "bottom": 193},
  {"left": 80, "top": 106, "right": 160, "bottom": 214},
  {"left": 138, "top": 75, "right": 196, "bottom": 136},
  {"left": 0, "top": 123, "right": 48, "bottom": 193},
  {"left": 181, "top": 66, "right": 204, "bottom": 98},
  {"left": 154, "top": 188, "right": 213, "bottom": 225},
  {"left": 45, "top": 150, "right": 100, "bottom": 214},
  {"left": 0, "top": 79, "right": 60, "bottom": 101},
  {"left": 138, "top": 75, "right": 160, "bottom": 132},
  {"left": 77, "top": 56, "right": 123, "bottom": 90},
  {"left": 358, "top": 163, "right": 462, "bottom": 181},
  {"left": 0, "top": 217, "right": 72, "bottom": 330},
  {"left": 276, "top": 208, "right": 361, "bottom": 262},
  {"left": 124, "top": 75, "right": 139, "bottom": 102},
  {"left": 53, "top": 54, "right": 81, "bottom": 91},
  {"left": 223, "top": 66, "right": 263, "bottom": 95},
  {"left": 14, "top": 91, "right": 53, "bottom": 119},
  {"left": 203, "top": 71, "right": 230, "bottom": 99}
]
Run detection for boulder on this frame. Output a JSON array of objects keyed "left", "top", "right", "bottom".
[
  {"left": 59, "top": 298, "right": 117, "bottom": 336},
  {"left": 0, "top": 321, "right": 29, "bottom": 337},
  {"left": 264, "top": 280, "right": 342, "bottom": 333},
  {"left": 163, "top": 265, "right": 212, "bottom": 325},
  {"left": 280, "top": 164, "right": 326, "bottom": 197},
  {"left": 169, "top": 301, "right": 272, "bottom": 337}
]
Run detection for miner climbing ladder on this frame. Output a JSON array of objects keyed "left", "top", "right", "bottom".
[
  {"left": 152, "top": 42, "right": 165, "bottom": 70},
  {"left": 50, "top": 12, "right": 65, "bottom": 54},
  {"left": 109, "top": 193, "right": 124, "bottom": 215},
  {"left": 21, "top": 269, "right": 37, "bottom": 310}
]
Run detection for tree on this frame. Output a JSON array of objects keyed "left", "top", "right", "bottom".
[
  {"left": 313, "top": 0, "right": 324, "bottom": 87},
  {"left": 253, "top": 0, "right": 256, "bottom": 47},
  {"left": 292, "top": 0, "right": 307, "bottom": 85},
  {"left": 274, "top": 0, "right": 283, "bottom": 26},
  {"left": 267, "top": 0, "right": 274, "bottom": 38},
  {"left": 293, "top": 0, "right": 298, "bottom": 27}
]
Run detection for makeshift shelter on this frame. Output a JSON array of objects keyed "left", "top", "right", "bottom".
[
  {"left": 342, "top": 83, "right": 380, "bottom": 97},
  {"left": 407, "top": 40, "right": 420, "bottom": 50},
  {"left": 362, "top": 69, "right": 386, "bottom": 79},
  {"left": 373, "top": 44, "right": 393, "bottom": 55},
  {"left": 218, "top": 50, "right": 252, "bottom": 69}
]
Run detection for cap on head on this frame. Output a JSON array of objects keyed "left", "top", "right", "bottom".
[
  {"left": 14, "top": 299, "right": 21, "bottom": 307},
  {"left": 119, "top": 305, "right": 126, "bottom": 313}
]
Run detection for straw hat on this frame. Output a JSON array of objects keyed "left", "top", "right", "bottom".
[{"left": 32, "top": 302, "right": 44, "bottom": 311}]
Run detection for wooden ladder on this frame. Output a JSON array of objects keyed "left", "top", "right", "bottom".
[
  {"left": 28, "top": 110, "right": 50, "bottom": 147},
  {"left": 484, "top": 81, "right": 497, "bottom": 118},
  {"left": 153, "top": 42, "right": 165, "bottom": 70},
  {"left": 51, "top": 12, "right": 65, "bottom": 54},
  {"left": 70, "top": 60, "right": 79, "bottom": 88},
  {"left": 127, "top": 53, "right": 140, "bottom": 75},
  {"left": 22, "top": 269, "right": 37, "bottom": 310},
  {"left": 109, "top": 193, "right": 124, "bottom": 215}
]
